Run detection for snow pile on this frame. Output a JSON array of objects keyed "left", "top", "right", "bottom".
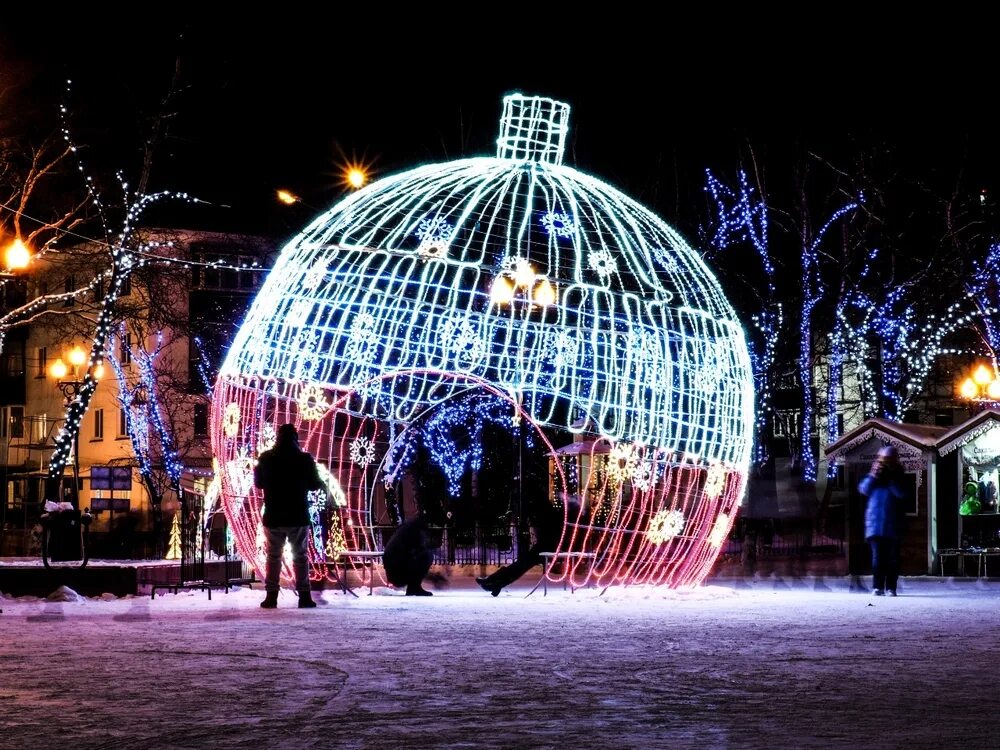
[{"left": 46, "top": 585, "right": 83, "bottom": 602}]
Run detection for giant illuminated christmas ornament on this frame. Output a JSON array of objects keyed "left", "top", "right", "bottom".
[{"left": 211, "top": 94, "right": 754, "bottom": 590}]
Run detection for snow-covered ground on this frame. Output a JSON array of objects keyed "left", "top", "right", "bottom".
[{"left": 3, "top": 574, "right": 1000, "bottom": 749}]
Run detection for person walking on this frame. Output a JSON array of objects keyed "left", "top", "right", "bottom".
[
  {"left": 254, "top": 423, "right": 323, "bottom": 608},
  {"left": 858, "top": 445, "right": 908, "bottom": 596}
]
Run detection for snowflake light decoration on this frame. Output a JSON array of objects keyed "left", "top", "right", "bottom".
[
  {"left": 349, "top": 436, "right": 377, "bottom": 466},
  {"left": 415, "top": 216, "right": 454, "bottom": 243},
  {"left": 258, "top": 423, "right": 276, "bottom": 455},
  {"left": 703, "top": 461, "right": 726, "bottom": 499},
  {"left": 223, "top": 403, "right": 240, "bottom": 438},
  {"left": 303, "top": 259, "right": 328, "bottom": 290},
  {"left": 588, "top": 248, "right": 617, "bottom": 279},
  {"left": 439, "top": 318, "right": 486, "bottom": 367},
  {"left": 541, "top": 211, "right": 575, "bottom": 238},
  {"left": 607, "top": 442, "right": 639, "bottom": 485},
  {"left": 646, "top": 509, "right": 685, "bottom": 544},
  {"left": 297, "top": 382, "right": 330, "bottom": 421},
  {"left": 212, "top": 93, "right": 753, "bottom": 592}
]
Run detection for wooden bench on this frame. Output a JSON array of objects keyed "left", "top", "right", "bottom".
[
  {"left": 529, "top": 551, "right": 598, "bottom": 597},
  {"left": 333, "top": 551, "right": 384, "bottom": 596}
]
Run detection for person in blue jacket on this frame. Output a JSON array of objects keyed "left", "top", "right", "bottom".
[{"left": 858, "top": 445, "right": 908, "bottom": 596}]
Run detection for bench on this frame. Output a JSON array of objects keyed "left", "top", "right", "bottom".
[
  {"left": 528, "top": 551, "right": 598, "bottom": 597},
  {"left": 333, "top": 551, "right": 384, "bottom": 596}
]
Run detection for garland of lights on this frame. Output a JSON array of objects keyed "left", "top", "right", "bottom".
[{"left": 210, "top": 94, "right": 754, "bottom": 590}]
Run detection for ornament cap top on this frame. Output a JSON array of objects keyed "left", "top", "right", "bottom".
[{"left": 496, "top": 93, "right": 570, "bottom": 165}]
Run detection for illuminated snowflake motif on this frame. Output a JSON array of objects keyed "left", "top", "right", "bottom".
[
  {"left": 257, "top": 423, "right": 276, "bottom": 455},
  {"left": 439, "top": 318, "right": 486, "bottom": 366},
  {"left": 630, "top": 459, "right": 654, "bottom": 492},
  {"left": 287, "top": 298, "right": 314, "bottom": 326},
  {"left": 351, "top": 368, "right": 383, "bottom": 400},
  {"left": 703, "top": 461, "right": 727, "bottom": 499},
  {"left": 588, "top": 248, "right": 617, "bottom": 279},
  {"left": 607, "top": 442, "right": 639, "bottom": 485},
  {"left": 223, "top": 403, "right": 241, "bottom": 438},
  {"left": 226, "top": 447, "right": 255, "bottom": 499},
  {"left": 415, "top": 216, "right": 454, "bottom": 243},
  {"left": 629, "top": 329, "right": 665, "bottom": 380},
  {"left": 692, "top": 342, "right": 723, "bottom": 393},
  {"left": 652, "top": 246, "right": 678, "bottom": 272},
  {"left": 708, "top": 512, "right": 731, "bottom": 547},
  {"left": 646, "top": 509, "right": 685, "bottom": 544},
  {"left": 298, "top": 382, "right": 330, "bottom": 421},
  {"left": 350, "top": 436, "right": 377, "bottom": 466},
  {"left": 292, "top": 329, "right": 322, "bottom": 378},
  {"left": 547, "top": 329, "right": 579, "bottom": 369},
  {"left": 540, "top": 211, "right": 575, "bottom": 238},
  {"left": 303, "top": 259, "right": 328, "bottom": 290},
  {"left": 346, "top": 312, "right": 379, "bottom": 362}
]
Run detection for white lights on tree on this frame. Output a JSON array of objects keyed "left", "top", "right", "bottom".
[{"left": 211, "top": 94, "right": 753, "bottom": 590}]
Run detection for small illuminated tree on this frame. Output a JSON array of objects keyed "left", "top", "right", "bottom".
[{"left": 165, "top": 511, "right": 182, "bottom": 560}]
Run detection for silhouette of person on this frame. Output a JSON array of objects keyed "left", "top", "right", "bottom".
[
  {"left": 858, "top": 444, "right": 908, "bottom": 596},
  {"left": 254, "top": 423, "right": 323, "bottom": 608},
  {"left": 476, "top": 499, "right": 565, "bottom": 596},
  {"left": 383, "top": 515, "right": 437, "bottom": 596}
]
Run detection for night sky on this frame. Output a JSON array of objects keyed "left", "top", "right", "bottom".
[{"left": 2, "top": 16, "right": 997, "bottom": 244}]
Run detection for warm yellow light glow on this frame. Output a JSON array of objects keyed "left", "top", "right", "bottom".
[
  {"left": 961, "top": 378, "right": 979, "bottom": 400},
  {"left": 534, "top": 278, "right": 555, "bottom": 306},
  {"left": 513, "top": 261, "right": 536, "bottom": 288},
  {"left": 490, "top": 277, "right": 514, "bottom": 305},
  {"left": 276, "top": 189, "right": 299, "bottom": 205},
  {"left": 973, "top": 364, "right": 994, "bottom": 386},
  {"left": 346, "top": 168, "right": 367, "bottom": 189},
  {"left": 4, "top": 238, "right": 31, "bottom": 270},
  {"left": 987, "top": 380, "right": 1000, "bottom": 400},
  {"left": 50, "top": 360, "right": 68, "bottom": 380},
  {"left": 93, "top": 363, "right": 105, "bottom": 380},
  {"left": 68, "top": 346, "right": 87, "bottom": 367}
]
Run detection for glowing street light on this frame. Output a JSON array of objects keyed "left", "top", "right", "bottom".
[
  {"left": 959, "top": 363, "right": 1000, "bottom": 404},
  {"left": 276, "top": 189, "right": 300, "bottom": 205},
  {"left": 5, "top": 238, "right": 31, "bottom": 270},
  {"left": 346, "top": 167, "right": 367, "bottom": 190}
]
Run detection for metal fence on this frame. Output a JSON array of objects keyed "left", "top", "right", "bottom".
[{"left": 369, "top": 524, "right": 519, "bottom": 567}]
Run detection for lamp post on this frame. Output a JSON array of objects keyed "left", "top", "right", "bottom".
[
  {"left": 959, "top": 363, "right": 1000, "bottom": 412},
  {"left": 490, "top": 258, "right": 557, "bottom": 554},
  {"left": 1, "top": 238, "right": 31, "bottom": 277},
  {"left": 49, "top": 345, "right": 103, "bottom": 508}
]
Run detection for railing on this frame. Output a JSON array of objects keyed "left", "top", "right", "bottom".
[{"left": 367, "top": 524, "right": 518, "bottom": 567}]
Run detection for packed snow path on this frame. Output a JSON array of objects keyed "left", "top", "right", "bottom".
[{"left": 2, "top": 576, "right": 999, "bottom": 749}]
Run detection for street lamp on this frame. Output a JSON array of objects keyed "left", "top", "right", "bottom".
[
  {"left": 49, "top": 345, "right": 102, "bottom": 507},
  {"left": 959, "top": 363, "right": 1000, "bottom": 405},
  {"left": 489, "top": 258, "right": 557, "bottom": 554},
  {"left": 2, "top": 238, "right": 32, "bottom": 278}
]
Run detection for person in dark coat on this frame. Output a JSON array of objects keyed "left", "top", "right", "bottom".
[
  {"left": 858, "top": 444, "right": 908, "bottom": 597},
  {"left": 475, "top": 499, "right": 565, "bottom": 596},
  {"left": 382, "top": 515, "right": 437, "bottom": 596},
  {"left": 254, "top": 423, "right": 323, "bottom": 608}
]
